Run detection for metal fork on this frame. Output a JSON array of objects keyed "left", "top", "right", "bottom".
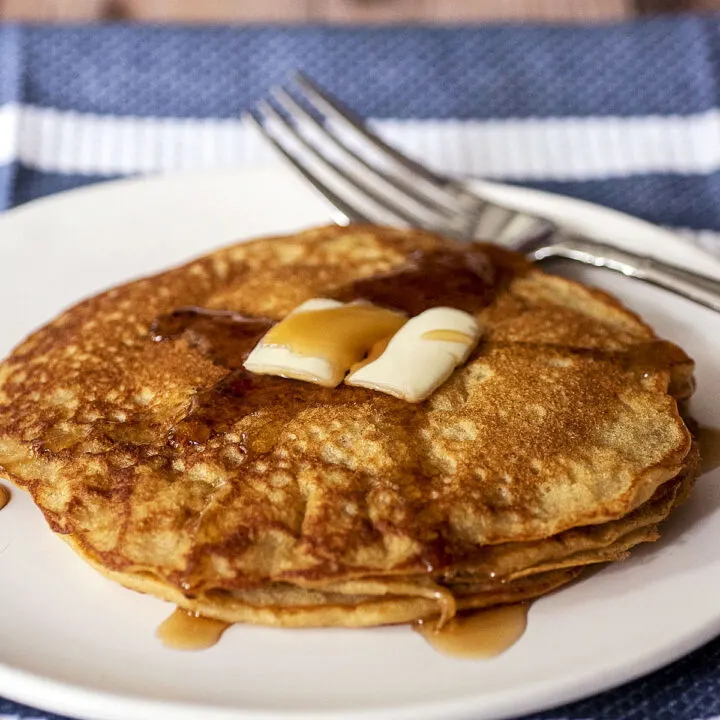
[{"left": 247, "top": 73, "right": 720, "bottom": 313}]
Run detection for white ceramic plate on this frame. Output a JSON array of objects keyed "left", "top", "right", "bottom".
[{"left": 1, "top": 168, "right": 719, "bottom": 720}]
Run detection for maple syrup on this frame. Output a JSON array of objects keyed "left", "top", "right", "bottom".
[
  {"left": 157, "top": 607, "right": 230, "bottom": 651},
  {"left": 261, "top": 303, "right": 405, "bottom": 375},
  {"left": 421, "top": 329, "right": 474, "bottom": 343},
  {"left": 697, "top": 425, "right": 720, "bottom": 475},
  {"left": 333, "top": 247, "right": 506, "bottom": 315},
  {"left": 414, "top": 603, "right": 528, "bottom": 659}
]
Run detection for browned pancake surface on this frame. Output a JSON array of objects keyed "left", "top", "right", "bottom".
[{"left": 0, "top": 225, "right": 694, "bottom": 610}]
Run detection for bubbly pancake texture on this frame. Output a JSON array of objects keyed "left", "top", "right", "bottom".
[{"left": 0, "top": 225, "right": 696, "bottom": 627}]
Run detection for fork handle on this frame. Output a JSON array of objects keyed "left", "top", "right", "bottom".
[{"left": 532, "top": 236, "right": 720, "bottom": 314}]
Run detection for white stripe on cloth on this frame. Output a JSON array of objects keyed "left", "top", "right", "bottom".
[
  {"left": 0, "top": 103, "right": 19, "bottom": 166},
  {"left": 0, "top": 103, "right": 720, "bottom": 180}
]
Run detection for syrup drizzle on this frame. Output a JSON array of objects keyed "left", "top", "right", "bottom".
[
  {"left": 260, "top": 303, "right": 405, "bottom": 380},
  {"left": 157, "top": 607, "right": 230, "bottom": 651},
  {"left": 0, "top": 484, "right": 9, "bottom": 511},
  {"left": 421, "top": 329, "right": 474, "bottom": 343},
  {"left": 413, "top": 603, "right": 529, "bottom": 659},
  {"left": 150, "top": 248, "right": 502, "bottom": 452},
  {"left": 332, "top": 247, "right": 504, "bottom": 315}
]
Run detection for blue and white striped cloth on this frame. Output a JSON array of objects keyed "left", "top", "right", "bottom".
[{"left": 1, "top": 16, "right": 720, "bottom": 720}]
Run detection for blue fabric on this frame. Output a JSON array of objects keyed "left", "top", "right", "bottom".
[
  {"left": 16, "top": 20, "right": 720, "bottom": 119},
  {"left": 10, "top": 168, "right": 119, "bottom": 209},
  {"left": 524, "top": 173, "right": 720, "bottom": 232},
  {"left": 0, "top": 26, "right": 20, "bottom": 106},
  {"left": 2, "top": 16, "right": 720, "bottom": 720},
  {"left": 0, "top": 165, "right": 15, "bottom": 213}
]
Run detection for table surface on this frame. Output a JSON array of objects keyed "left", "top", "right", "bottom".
[{"left": 0, "top": 0, "right": 701, "bottom": 23}]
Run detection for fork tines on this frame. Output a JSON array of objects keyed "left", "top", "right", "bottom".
[{"left": 247, "top": 72, "right": 483, "bottom": 238}]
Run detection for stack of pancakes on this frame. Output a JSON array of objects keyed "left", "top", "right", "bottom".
[{"left": 0, "top": 225, "right": 697, "bottom": 627}]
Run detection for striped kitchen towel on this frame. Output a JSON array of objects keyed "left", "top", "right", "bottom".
[
  {"left": 1, "top": 16, "right": 720, "bottom": 720},
  {"left": 0, "top": 19, "right": 719, "bottom": 255}
]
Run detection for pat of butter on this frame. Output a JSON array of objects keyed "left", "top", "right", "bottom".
[
  {"left": 345, "top": 307, "right": 481, "bottom": 402},
  {"left": 243, "top": 299, "right": 406, "bottom": 387}
]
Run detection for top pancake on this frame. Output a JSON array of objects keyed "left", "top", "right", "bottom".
[{"left": 0, "top": 225, "right": 694, "bottom": 596}]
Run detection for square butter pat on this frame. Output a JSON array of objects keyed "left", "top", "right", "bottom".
[
  {"left": 243, "top": 299, "right": 406, "bottom": 387},
  {"left": 345, "top": 307, "right": 481, "bottom": 402}
]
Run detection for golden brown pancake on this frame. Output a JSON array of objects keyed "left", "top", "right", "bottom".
[{"left": 0, "top": 225, "right": 696, "bottom": 627}]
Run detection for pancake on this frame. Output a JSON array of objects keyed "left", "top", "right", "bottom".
[{"left": 0, "top": 224, "right": 697, "bottom": 628}]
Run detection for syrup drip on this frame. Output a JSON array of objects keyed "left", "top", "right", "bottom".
[
  {"left": 413, "top": 603, "right": 529, "bottom": 659},
  {"left": 157, "top": 607, "right": 230, "bottom": 651},
  {"left": 156, "top": 603, "right": 528, "bottom": 656},
  {"left": 697, "top": 426, "right": 720, "bottom": 475},
  {"left": 0, "top": 484, "right": 9, "bottom": 511}
]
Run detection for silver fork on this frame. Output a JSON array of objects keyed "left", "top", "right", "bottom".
[{"left": 247, "top": 72, "right": 720, "bottom": 313}]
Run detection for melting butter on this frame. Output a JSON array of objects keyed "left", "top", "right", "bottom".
[
  {"left": 346, "top": 307, "right": 481, "bottom": 402},
  {"left": 244, "top": 299, "right": 406, "bottom": 387},
  {"left": 157, "top": 607, "right": 230, "bottom": 651},
  {"left": 414, "top": 603, "right": 528, "bottom": 659}
]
